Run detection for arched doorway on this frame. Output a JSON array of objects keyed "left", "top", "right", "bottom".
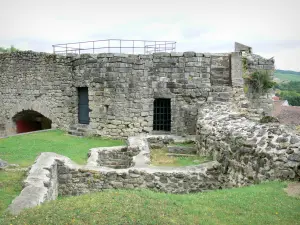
[{"left": 12, "top": 110, "right": 52, "bottom": 134}]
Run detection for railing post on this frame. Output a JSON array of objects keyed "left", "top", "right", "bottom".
[
  {"left": 120, "top": 39, "right": 121, "bottom": 53},
  {"left": 108, "top": 40, "right": 110, "bottom": 53},
  {"left": 93, "top": 41, "right": 94, "bottom": 54},
  {"left": 133, "top": 40, "right": 134, "bottom": 54},
  {"left": 66, "top": 44, "right": 68, "bottom": 55},
  {"left": 79, "top": 43, "right": 81, "bottom": 55}
]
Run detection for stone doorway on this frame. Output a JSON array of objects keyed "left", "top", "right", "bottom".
[
  {"left": 12, "top": 110, "right": 52, "bottom": 134},
  {"left": 78, "top": 87, "right": 90, "bottom": 124}
]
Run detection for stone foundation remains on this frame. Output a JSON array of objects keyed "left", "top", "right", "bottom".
[
  {"left": 8, "top": 135, "right": 224, "bottom": 215},
  {"left": 8, "top": 117, "right": 300, "bottom": 215}
]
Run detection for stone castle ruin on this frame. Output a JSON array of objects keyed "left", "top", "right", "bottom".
[
  {"left": 0, "top": 42, "right": 273, "bottom": 137},
  {"left": 1, "top": 41, "right": 300, "bottom": 215}
]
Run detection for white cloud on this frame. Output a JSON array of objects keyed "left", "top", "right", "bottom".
[{"left": 0, "top": 0, "right": 300, "bottom": 70}]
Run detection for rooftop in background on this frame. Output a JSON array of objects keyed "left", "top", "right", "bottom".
[{"left": 52, "top": 39, "right": 176, "bottom": 55}]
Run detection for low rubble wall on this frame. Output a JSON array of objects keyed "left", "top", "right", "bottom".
[
  {"left": 8, "top": 135, "right": 223, "bottom": 215},
  {"left": 196, "top": 102, "right": 300, "bottom": 186}
]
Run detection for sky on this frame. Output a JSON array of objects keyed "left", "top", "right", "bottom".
[{"left": 1, "top": 0, "right": 300, "bottom": 71}]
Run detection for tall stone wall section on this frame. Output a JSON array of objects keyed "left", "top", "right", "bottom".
[
  {"left": 0, "top": 52, "right": 75, "bottom": 136},
  {"left": 0, "top": 51, "right": 232, "bottom": 138},
  {"left": 72, "top": 52, "right": 231, "bottom": 137},
  {"left": 231, "top": 47, "right": 275, "bottom": 120}
]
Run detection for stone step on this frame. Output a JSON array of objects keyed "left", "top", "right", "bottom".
[
  {"left": 69, "top": 124, "right": 89, "bottom": 130},
  {"left": 77, "top": 127, "right": 88, "bottom": 132},
  {"left": 212, "top": 97, "right": 231, "bottom": 102},
  {"left": 67, "top": 130, "right": 84, "bottom": 136},
  {"left": 76, "top": 124, "right": 89, "bottom": 129},
  {"left": 210, "top": 92, "right": 232, "bottom": 98},
  {"left": 211, "top": 86, "right": 233, "bottom": 92}
]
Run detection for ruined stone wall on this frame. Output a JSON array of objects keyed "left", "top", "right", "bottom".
[
  {"left": 0, "top": 45, "right": 275, "bottom": 138},
  {"left": 196, "top": 102, "right": 300, "bottom": 186},
  {"left": 231, "top": 48, "right": 275, "bottom": 120},
  {"left": 96, "top": 146, "right": 140, "bottom": 169},
  {"left": 8, "top": 150, "right": 225, "bottom": 215},
  {"left": 0, "top": 52, "right": 75, "bottom": 136},
  {"left": 72, "top": 52, "right": 231, "bottom": 137},
  {"left": 0, "top": 51, "right": 232, "bottom": 138},
  {"left": 242, "top": 52, "right": 275, "bottom": 117},
  {"left": 57, "top": 162, "right": 225, "bottom": 196}
]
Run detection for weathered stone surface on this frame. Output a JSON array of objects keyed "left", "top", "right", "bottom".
[
  {"left": 196, "top": 102, "right": 300, "bottom": 186},
  {"left": 0, "top": 158, "right": 8, "bottom": 168},
  {"left": 0, "top": 44, "right": 274, "bottom": 138}
]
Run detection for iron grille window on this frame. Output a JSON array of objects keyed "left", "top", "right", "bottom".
[{"left": 153, "top": 98, "right": 171, "bottom": 131}]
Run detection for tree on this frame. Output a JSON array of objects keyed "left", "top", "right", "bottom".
[{"left": 0, "top": 45, "right": 19, "bottom": 53}]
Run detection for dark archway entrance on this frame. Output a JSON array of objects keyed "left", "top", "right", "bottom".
[{"left": 12, "top": 110, "right": 52, "bottom": 134}]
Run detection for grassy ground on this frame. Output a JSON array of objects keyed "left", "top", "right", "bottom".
[
  {"left": 0, "top": 171, "right": 25, "bottom": 219},
  {"left": 0, "top": 130, "right": 125, "bottom": 221},
  {"left": 150, "top": 148, "right": 211, "bottom": 167},
  {"left": 274, "top": 71, "right": 300, "bottom": 82},
  {"left": 1, "top": 181, "right": 299, "bottom": 225},
  {"left": 0, "top": 130, "right": 125, "bottom": 166}
]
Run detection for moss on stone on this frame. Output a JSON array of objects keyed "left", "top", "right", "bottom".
[{"left": 260, "top": 116, "right": 279, "bottom": 123}]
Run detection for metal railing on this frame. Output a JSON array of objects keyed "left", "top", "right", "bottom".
[{"left": 52, "top": 39, "right": 176, "bottom": 55}]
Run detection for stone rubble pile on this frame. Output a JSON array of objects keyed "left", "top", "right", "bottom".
[{"left": 197, "top": 102, "right": 300, "bottom": 186}]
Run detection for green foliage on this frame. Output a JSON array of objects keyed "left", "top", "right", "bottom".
[
  {"left": 0, "top": 171, "right": 25, "bottom": 220},
  {"left": 276, "top": 69, "right": 300, "bottom": 76},
  {"left": 0, "top": 130, "right": 125, "bottom": 166},
  {"left": 2, "top": 182, "right": 300, "bottom": 224},
  {"left": 275, "top": 81, "right": 300, "bottom": 106},
  {"left": 0, "top": 45, "right": 19, "bottom": 53},
  {"left": 243, "top": 70, "right": 276, "bottom": 95},
  {"left": 274, "top": 70, "right": 300, "bottom": 82},
  {"left": 275, "top": 81, "right": 300, "bottom": 91},
  {"left": 260, "top": 116, "right": 279, "bottom": 123},
  {"left": 242, "top": 57, "right": 248, "bottom": 71}
]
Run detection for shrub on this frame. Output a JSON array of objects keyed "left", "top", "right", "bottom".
[{"left": 243, "top": 70, "right": 276, "bottom": 95}]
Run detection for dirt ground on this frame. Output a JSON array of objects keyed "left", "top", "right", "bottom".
[{"left": 284, "top": 182, "right": 300, "bottom": 197}]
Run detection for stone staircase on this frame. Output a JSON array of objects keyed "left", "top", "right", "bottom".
[{"left": 68, "top": 124, "right": 91, "bottom": 137}]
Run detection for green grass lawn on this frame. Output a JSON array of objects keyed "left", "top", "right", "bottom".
[
  {"left": 274, "top": 72, "right": 300, "bottom": 82},
  {"left": 0, "top": 130, "right": 125, "bottom": 221},
  {"left": 1, "top": 181, "right": 299, "bottom": 225},
  {"left": 0, "top": 130, "right": 125, "bottom": 167},
  {"left": 0, "top": 171, "right": 25, "bottom": 219}
]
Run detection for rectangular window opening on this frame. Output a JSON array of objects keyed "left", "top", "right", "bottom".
[{"left": 153, "top": 98, "right": 171, "bottom": 131}]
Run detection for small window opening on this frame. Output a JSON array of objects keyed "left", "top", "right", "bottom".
[{"left": 153, "top": 98, "right": 171, "bottom": 131}]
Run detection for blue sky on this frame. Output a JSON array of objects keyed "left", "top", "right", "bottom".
[{"left": 1, "top": 0, "right": 300, "bottom": 71}]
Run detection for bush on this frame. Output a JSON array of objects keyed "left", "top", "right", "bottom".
[
  {"left": 243, "top": 70, "right": 276, "bottom": 95},
  {"left": 0, "top": 45, "right": 19, "bottom": 53}
]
